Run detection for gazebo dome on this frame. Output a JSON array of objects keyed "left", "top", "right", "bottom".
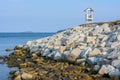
[{"left": 84, "top": 8, "right": 94, "bottom": 12}]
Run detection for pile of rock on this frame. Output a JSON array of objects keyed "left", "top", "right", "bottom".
[
  {"left": 7, "top": 22, "right": 120, "bottom": 80},
  {"left": 9, "top": 56, "right": 92, "bottom": 80},
  {"left": 24, "top": 23, "right": 120, "bottom": 79}
]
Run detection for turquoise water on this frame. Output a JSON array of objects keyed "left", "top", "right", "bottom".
[{"left": 0, "top": 33, "right": 54, "bottom": 80}]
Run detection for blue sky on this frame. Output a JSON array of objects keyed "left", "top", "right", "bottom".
[{"left": 0, "top": 0, "right": 120, "bottom": 32}]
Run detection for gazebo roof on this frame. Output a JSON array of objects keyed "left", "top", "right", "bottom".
[{"left": 84, "top": 8, "right": 94, "bottom": 12}]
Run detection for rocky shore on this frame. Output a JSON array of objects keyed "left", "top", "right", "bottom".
[{"left": 2, "top": 20, "right": 120, "bottom": 80}]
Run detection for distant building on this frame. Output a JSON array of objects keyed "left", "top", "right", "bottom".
[{"left": 84, "top": 8, "right": 94, "bottom": 23}]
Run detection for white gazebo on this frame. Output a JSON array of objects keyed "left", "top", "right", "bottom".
[{"left": 84, "top": 8, "right": 94, "bottom": 23}]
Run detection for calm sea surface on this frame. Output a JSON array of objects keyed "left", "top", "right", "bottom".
[{"left": 0, "top": 33, "right": 54, "bottom": 80}]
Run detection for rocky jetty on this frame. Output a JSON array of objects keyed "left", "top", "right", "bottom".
[{"left": 7, "top": 21, "right": 120, "bottom": 80}]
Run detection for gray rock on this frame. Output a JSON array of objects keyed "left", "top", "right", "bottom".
[
  {"left": 54, "top": 51, "right": 62, "bottom": 60},
  {"left": 111, "top": 42, "right": 120, "bottom": 48},
  {"left": 63, "top": 51, "right": 70, "bottom": 55},
  {"left": 109, "top": 69, "right": 120, "bottom": 79},
  {"left": 60, "top": 38, "right": 67, "bottom": 46},
  {"left": 117, "top": 34, "right": 120, "bottom": 41},
  {"left": 26, "top": 41, "right": 33, "bottom": 46},
  {"left": 15, "top": 45, "right": 24, "bottom": 49},
  {"left": 80, "top": 47, "right": 92, "bottom": 58},
  {"left": 47, "top": 51, "right": 55, "bottom": 58},
  {"left": 30, "top": 46, "right": 39, "bottom": 52},
  {"left": 111, "top": 59, "right": 120, "bottom": 68},
  {"left": 88, "top": 48, "right": 101, "bottom": 57},
  {"left": 5, "top": 48, "right": 11, "bottom": 52},
  {"left": 87, "top": 57, "right": 99, "bottom": 65},
  {"left": 108, "top": 45, "right": 120, "bottom": 59},
  {"left": 108, "top": 33, "right": 117, "bottom": 42},
  {"left": 102, "top": 59, "right": 112, "bottom": 65},
  {"left": 70, "top": 48, "right": 81, "bottom": 58},
  {"left": 100, "top": 23, "right": 110, "bottom": 32},
  {"left": 93, "top": 65, "right": 100, "bottom": 71},
  {"left": 78, "top": 43, "right": 87, "bottom": 49},
  {"left": 99, "top": 42, "right": 106, "bottom": 47},
  {"left": 66, "top": 46, "right": 72, "bottom": 51},
  {"left": 94, "top": 25, "right": 103, "bottom": 33},
  {"left": 64, "top": 48, "right": 81, "bottom": 63},
  {"left": 21, "top": 72, "right": 33, "bottom": 80},
  {"left": 60, "top": 46, "right": 66, "bottom": 53},
  {"left": 54, "top": 46, "right": 60, "bottom": 50},
  {"left": 86, "top": 36, "right": 96, "bottom": 44},
  {"left": 76, "top": 58, "right": 86, "bottom": 64},
  {"left": 101, "top": 35, "right": 109, "bottom": 42},
  {"left": 14, "top": 75, "right": 21, "bottom": 80},
  {"left": 98, "top": 65, "right": 115, "bottom": 75},
  {"left": 42, "top": 48, "right": 50, "bottom": 56},
  {"left": 118, "top": 56, "right": 120, "bottom": 59}
]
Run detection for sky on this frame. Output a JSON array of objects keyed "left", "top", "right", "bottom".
[{"left": 0, "top": 0, "right": 120, "bottom": 32}]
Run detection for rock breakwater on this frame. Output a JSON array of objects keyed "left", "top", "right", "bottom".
[{"left": 7, "top": 21, "right": 120, "bottom": 80}]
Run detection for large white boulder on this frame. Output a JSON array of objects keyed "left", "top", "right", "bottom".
[
  {"left": 86, "top": 36, "right": 96, "bottom": 44},
  {"left": 64, "top": 48, "right": 81, "bottom": 62},
  {"left": 70, "top": 48, "right": 81, "bottom": 57},
  {"left": 88, "top": 48, "right": 101, "bottom": 57},
  {"left": 100, "top": 23, "right": 111, "bottom": 32}
]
